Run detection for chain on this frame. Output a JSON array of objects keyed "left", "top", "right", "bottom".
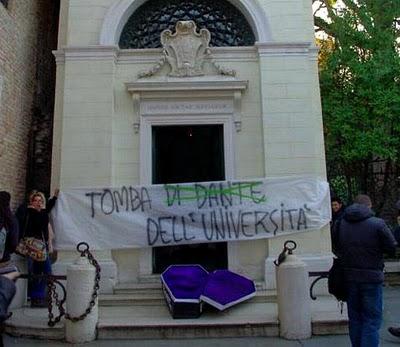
[
  {"left": 47, "top": 278, "right": 66, "bottom": 327},
  {"left": 64, "top": 242, "right": 101, "bottom": 323},
  {"left": 273, "top": 240, "right": 297, "bottom": 266}
]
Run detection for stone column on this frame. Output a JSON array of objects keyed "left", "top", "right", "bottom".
[
  {"left": 276, "top": 251, "right": 312, "bottom": 339},
  {"left": 65, "top": 255, "right": 98, "bottom": 343}
]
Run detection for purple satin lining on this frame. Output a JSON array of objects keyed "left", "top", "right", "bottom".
[
  {"left": 202, "top": 270, "right": 256, "bottom": 305},
  {"left": 161, "top": 265, "right": 209, "bottom": 300},
  {"left": 161, "top": 266, "right": 255, "bottom": 308}
]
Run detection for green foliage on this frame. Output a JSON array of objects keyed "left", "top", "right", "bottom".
[
  {"left": 315, "top": 0, "right": 400, "bottom": 202},
  {"left": 329, "top": 175, "right": 357, "bottom": 205}
]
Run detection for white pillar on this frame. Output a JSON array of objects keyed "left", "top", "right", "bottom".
[
  {"left": 65, "top": 256, "right": 98, "bottom": 343},
  {"left": 276, "top": 253, "right": 312, "bottom": 340}
]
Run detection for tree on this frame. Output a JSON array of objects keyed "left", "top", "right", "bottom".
[{"left": 314, "top": 0, "right": 400, "bottom": 218}]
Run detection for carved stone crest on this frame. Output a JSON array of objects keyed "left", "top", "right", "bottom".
[
  {"left": 161, "top": 20, "right": 210, "bottom": 77},
  {"left": 138, "top": 21, "right": 236, "bottom": 78}
]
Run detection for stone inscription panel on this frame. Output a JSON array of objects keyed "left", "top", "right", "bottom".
[{"left": 141, "top": 100, "right": 234, "bottom": 115}]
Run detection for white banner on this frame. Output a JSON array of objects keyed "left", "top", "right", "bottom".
[{"left": 51, "top": 177, "right": 331, "bottom": 250}]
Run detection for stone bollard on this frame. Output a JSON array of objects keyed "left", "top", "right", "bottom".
[
  {"left": 65, "top": 255, "right": 98, "bottom": 343},
  {"left": 276, "top": 241, "right": 312, "bottom": 340}
]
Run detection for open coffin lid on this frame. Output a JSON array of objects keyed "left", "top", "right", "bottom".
[{"left": 200, "top": 269, "right": 256, "bottom": 310}]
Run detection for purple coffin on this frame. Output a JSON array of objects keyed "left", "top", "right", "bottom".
[
  {"left": 200, "top": 270, "right": 256, "bottom": 310},
  {"left": 161, "top": 264, "right": 209, "bottom": 319}
]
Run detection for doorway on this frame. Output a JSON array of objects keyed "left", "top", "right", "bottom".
[{"left": 152, "top": 124, "right": 228, "bottom": 273}]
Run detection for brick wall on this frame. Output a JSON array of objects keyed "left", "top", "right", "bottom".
[
  {"left": 0, "top": 0, "right": 40, "bottom": 208},
  {"left": 25, "top": 0, "right": 59, "bottom": 198},
  {"left": 0, "top": 0, "right": 58, "bottom": 209}
]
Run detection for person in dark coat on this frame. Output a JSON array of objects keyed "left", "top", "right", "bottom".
[
  {"left": 332, "top": 194, "right": 397, "bottom": 347},
  {"left": 330, "top": 196, "right": 345, "bottom": 254},
  {"left": 23, "top": 191, "right": 55, "bottom": 307},
  {"left": 331, "top": 196, "right": 345, "bottom": 227},
  {"left": 0, "top": 191, "right": 19, "bottom": 267},
  {"left": 390, "top": 199, "right": 400, "bottom": 245},
  {"left": 0, "top": 192, "right": 20, "bottom": 343},
  {"left": 387, "top": 200, "right": 400, "bottom": 337},
  {"left": 15, "top": 189, "right": 58, "bottom": 237}
]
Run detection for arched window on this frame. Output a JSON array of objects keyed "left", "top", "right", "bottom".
[{"left": 119, "top": 0, "right": 255, "bottom": 49}]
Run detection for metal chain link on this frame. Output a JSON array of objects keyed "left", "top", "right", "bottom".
[
  {"left": 64, "top": 242, "right": 101, "bottom": 323},
  {"left": 65, "top": 242, "right": 101, "bottom": 322},
  {"left": 273, "top": 240, "right": 297, "bottom": 266},
  {"left": 47, "top": 278, "right": 66, "bottom": 327}
]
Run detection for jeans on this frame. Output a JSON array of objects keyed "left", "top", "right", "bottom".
[
  {"left": 0, "top": 276, "right": 16, "bottom": 322},
  {"left": 347, "top": 282, "right": 383, "bottom": 347},
  {"left": 27, "top": 257, "right": 52, "bottom": 300}
]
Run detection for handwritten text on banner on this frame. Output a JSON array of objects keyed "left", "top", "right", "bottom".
[{"left": 52, "top": 177, "right": 331, "bottom": 250}]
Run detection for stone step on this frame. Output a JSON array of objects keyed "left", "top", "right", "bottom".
[
  {"left": 114, "top": 280, "right": 266, "bottom": 294},
  {"left": 100, "top": 293, "right": 165, "bottom": 306},
  {"left": 4, "top": 307, "right": 64, "bottom": 340},
  {"left": 113, "top": 281, "right": 162, "bottom": 295},
  {"left": 99, "top": 289, "right": 277, "bottom": 307},
  {"left": 384, "top": 273, "right": 400, "bottom": 286},
  {"left": 4, "top": 296, "right": 348, "bottom": 340},
  {"left": 97, "top": 301, "right": 282, "bottom": 339},
  {"left": 99, "top": 297, "right": 347, "bottom": 340}
]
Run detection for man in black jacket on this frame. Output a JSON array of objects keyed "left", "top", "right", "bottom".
[
  {"left": 388, "top": 199, "right": 400, "bottom": 338},
  {"left": 332, "top": 194, "right": 397, "bottom": 347},
  {"left": 331, "top": 196, "right": 345, "bottom": 227}
]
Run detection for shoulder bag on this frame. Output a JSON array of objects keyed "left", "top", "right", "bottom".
[{"left": 15, "top": 214, "right": 47, "bottom": 262}]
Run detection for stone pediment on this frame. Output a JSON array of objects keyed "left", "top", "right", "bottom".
[{"left": 138, "top": 21, "right": 235, "bottom": 78}]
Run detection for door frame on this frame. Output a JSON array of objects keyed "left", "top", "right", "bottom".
[
  {"left": 138, "top": 113, "right": 236, "bottom": 277},
  {"left": 125, "top": 80, "right": 248, "bottom": 278},
  {"left": 140, "top": 114, "right": 235, "bottom": 185}
]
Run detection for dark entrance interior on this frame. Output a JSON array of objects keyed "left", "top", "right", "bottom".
[{"left": 152, "top": 124, "right": 228, "bottom": 273}]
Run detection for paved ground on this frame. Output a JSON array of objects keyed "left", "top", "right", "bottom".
[{"left": 3, "top": 287, "right": 400, "bottom": 346}]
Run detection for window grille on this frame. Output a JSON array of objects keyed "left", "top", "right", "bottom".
[{"left": 119, "top": 0, "right": 255, "bottom": 49}]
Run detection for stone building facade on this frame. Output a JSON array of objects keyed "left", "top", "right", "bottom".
[
  {"left": 0, "top": 0, "right": 58, "bottom": 207},
  {"left": 52, "top": 0, "right": 331, "bottom": 292}
]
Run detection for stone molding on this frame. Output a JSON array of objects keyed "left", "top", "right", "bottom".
[
  {"left": 99, "top": 0, "right": 272, "bottom": 46},
  {"left": 52, "top": 42, "right": 319, "bottom": 66},
  {"left": 119, "top": 46, "right": 258, "bottom": 63},
  {"left": 126, "top": 78, "right": 248, "bottom": 133},
  {"left": 256, "top": 42, "right": 317, "bottom": 57},
  {"left": 126, "top": 78, "right": 248, "bottom": 93},
  {"left": 52, "top": 45, "right": 119, "bottom": 64}
]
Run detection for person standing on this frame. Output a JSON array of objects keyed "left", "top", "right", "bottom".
[
  {"left": 0, "top": 191, "right": 20, "bottom": 346},
  {"left": 22, "top": 192, "right": 55, "bottom": 307},
  {"left": 16, "top": 189, "right": 59, "bottom": 233},
  {"left": 331, "top": 196, "right": 345, "bottom": 227},
  {"left": 0, "top": 191, "right": 19, "bottom": 268},
  {"left": 387, "top": 199, "right": 400, "bottom": 338},
  {"left": 0, "top": 271, "right": 20, "bottom": 321},
  {"left": 390, "top": 199, "right": 400, "bottom": 245},
  {"left": 0, "top": 271, "right": 20, "bottom": 346},
  {"left": 332, "top": 194, "right": 397, "bottom": 347}
]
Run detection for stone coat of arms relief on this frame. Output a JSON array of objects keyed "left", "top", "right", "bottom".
[{"left": 138, "top": 20, "right": 235, "bottom": 78}]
